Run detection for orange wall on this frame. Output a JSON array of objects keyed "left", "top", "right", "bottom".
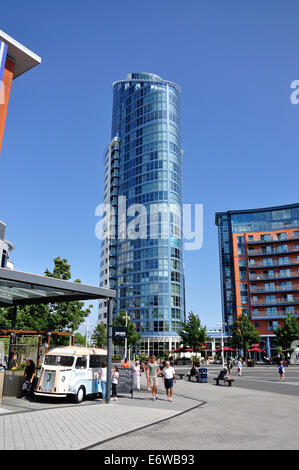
[
  {"left": 232, "top": 228, "right": 299, "bottom": 334},
  {"left": 0, "top": 58, "right": 14, "bottom": 153}
]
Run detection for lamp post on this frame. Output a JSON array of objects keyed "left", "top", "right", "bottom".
[
  {"left": 84, "top": 320, "right": 90, "bottom": 347},
  {"left": 121, "top": 311, "right": 130, "bottom": 359},
  {"left": 217, "top": 320, "right": 227, "bottom": 368}
]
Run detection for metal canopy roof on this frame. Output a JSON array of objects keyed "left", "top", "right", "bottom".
[
  {"left": 0, "top": 268, "right": 115, "bottom": 307},
  {"left": 0, "top": 30, "right": 41, "bottom": 79}
]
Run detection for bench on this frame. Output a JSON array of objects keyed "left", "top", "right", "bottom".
[
  {"left": 177, "top": 373, "right": 185, "bottom": 380},
  {"left": 213, "top": 377, "right": 234, "bottom": 386}
]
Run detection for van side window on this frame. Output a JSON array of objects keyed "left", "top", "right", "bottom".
[
  {"left": 89, "top": 355, "right": 102, "bottom": 368},
  {"left": 75, "top": 356, "right": 87, "bottom": 369}
]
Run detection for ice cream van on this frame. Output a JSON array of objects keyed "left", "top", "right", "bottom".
[{"left": 35, "top": 346, "right": 107, "bottom": 403}]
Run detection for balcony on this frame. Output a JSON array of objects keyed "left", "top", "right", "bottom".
[
  {"left": 110, "top": 178, "right": 119, "bottom": 188},
  {"left": 247, "top": 246, "right": 299, "bottom": 256},
  {"left": 250, "top": 286, "right": 299, "bottom": 294},
  {"left": 251, "top": 311, "right": 299, "bottom": 319},
  {"left": 248, "top": 259, "right": 299, "bottom": 269},
  {"left": 110, "top": 196, "right": 118, "bottom": 206},
  {"left": 251, "top": 297, "right": 299, "bottom": 307},
  {"left": 250, "top": 272, "right": 299, "bottom": 281},
  {"left": 247, "top": 233, "right": 299, "bottom": 245}
]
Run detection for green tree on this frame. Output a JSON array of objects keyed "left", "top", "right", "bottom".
[
  {"left": 0, "top": 257, "right": 92, "bottom": 346},
  {"left": 93, "top": 322, "right": 107, "bottom": 348},
  {"left": 230, "top": 314, "right": 260, "bottom": 360},
  {"left": 112, "top": 312, "right": 141, "bottom": 350},
  {"left": 274, "top": 313, "right": 299, "bottom": 353},
  {"left": 74, "top": 332, "right": 87, "bottom": 346},
  {"left": 178, "top": 312, "right": 208, "bottom": 351}
]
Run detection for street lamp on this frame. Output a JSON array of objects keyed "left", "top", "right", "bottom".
[
  {"left": 121, "top": 311, "right": 130, "bottom": 360},
  {"left": 216, "top": 319, "right": 227, "bottom": 368}
]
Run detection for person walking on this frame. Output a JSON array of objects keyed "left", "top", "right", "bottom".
[
  {"left": 278, "top": 361, "right": 285, "bottom": 382},
  {"left": 162, "top": 361, "right": 176, "bottom": 402},
  {"left": 237, "top": 357, "right": 243, "bottom": 376},
  {"left": 99, "top": 361, "right": 107, "bottom": 402},
  {"left": 145, "top": 355, "right": 159, "bottom": 400},
  {"left": 111, "top": 366, "right": 120, "bottom": 400},
  {"left": 133, "top": 361, "right": 141, "bottom": 391}
]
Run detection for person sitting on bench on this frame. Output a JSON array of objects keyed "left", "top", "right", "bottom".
[
  {"left": 218, "top": 367, "right": 227, "bottom": 380},
  {"left": 223, "top": 367, "right": 231, "bottom": 386},
  {"left": 190, "top": 364, "right": 197, "bottom": 378}
]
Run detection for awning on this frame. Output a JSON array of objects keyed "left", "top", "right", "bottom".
[
  {"left": 170, "top": 347, "right": 193, "bottom": 353},
  {"left": 213, "top": 347, "right": 236, "bottom": 352},
  {"left": 0, "top": 268, "right": 116, "bottom": 307}
]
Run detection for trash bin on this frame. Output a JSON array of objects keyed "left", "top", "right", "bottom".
[
  {"left": 247, "top": 359, "right": 254, "bottom": 367},
  {"left": 199, "top": 368, "right": 208, "bottom": 383}
]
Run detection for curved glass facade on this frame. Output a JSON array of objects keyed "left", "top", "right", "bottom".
[{"left": 99, "top": 73, "right": 185, "bottom": 348}]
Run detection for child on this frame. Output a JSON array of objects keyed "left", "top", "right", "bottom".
[
  {"left": 278, "top": 361, "right": 285, "bottom": 382},
  {"left": 111, "top": 366, "right": 120, "bottom": 400}
]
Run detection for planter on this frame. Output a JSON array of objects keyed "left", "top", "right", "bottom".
[{"left": 3, "top": 370, "right": 24, "bottom": 398}]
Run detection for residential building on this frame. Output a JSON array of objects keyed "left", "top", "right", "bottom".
[
  {"left": 98, "top": 73, "right": 185, "bottom": 356},
  {"left": 215, "top": 203, "right": 299, "bottom": 356},
  {"left": 0, "top": 30, "right": 41, "bottom": 153},
  {"left": 0, "top": 220, "right": 14, "bottom": 269}
]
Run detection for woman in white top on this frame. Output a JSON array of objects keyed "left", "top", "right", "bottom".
[
  {"left": 237, "top": 358, "right": 243, "bottom": 376},
  {"left": 162, "top": 361, "right": 176, "bottom": 402},
  {"left": 132, "top": 361, "right": 141, "bottom": 391},
  {"left": 111, "top": 366, "right": 120, "bottom": 400},
  {"left": 99, "top": 362, "right": 107, "bottom": 402}
]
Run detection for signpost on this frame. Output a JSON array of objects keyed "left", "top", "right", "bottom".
[
  {"left": 112, "top": 326, "right": 128, "bottom": 340},
  {"left": 117, "top": 367, "right": 134, "bottom": 398}
]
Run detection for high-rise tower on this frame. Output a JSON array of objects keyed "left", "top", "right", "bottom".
[{"left": 98, "top": 73, "right": 185, "bottom": 356}]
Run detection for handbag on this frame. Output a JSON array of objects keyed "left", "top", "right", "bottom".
[{"left": 22, "top": 380, "right": 30, "bottom": 391}]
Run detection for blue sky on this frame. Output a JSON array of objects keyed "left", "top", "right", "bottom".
[{"left": 1, "top": 1, "right": 299, "bottom": 333}]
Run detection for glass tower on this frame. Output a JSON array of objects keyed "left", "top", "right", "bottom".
[{"left": 98, "top": 73, "right": 185, "bottom": 356}]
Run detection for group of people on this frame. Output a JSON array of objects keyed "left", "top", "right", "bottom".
[
  {"left": 144, "top": 356, "right": 176, "bottom": 402},
  {"left": 120, "top": 356, "right": 177, "bottom": 402}
]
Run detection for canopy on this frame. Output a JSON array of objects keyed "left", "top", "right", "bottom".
[
  {"left": 0, "top": 268, "right": 116, "bottom": 307},
  {"left": 170, "top": 347, "right": 193, "bottom": 353},
  {"left": 248, "top": 347, "right": 264, "bottom": 352},
  {"left": 213, "top": 347, "right": 236, "bottom": 352}
]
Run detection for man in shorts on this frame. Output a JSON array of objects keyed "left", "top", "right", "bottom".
[
  {"left": 162, "top": 361, "right": 176, "bottom": 402},
  {"left": 146, "top": 355, "right": 159, "bottom": 400}
]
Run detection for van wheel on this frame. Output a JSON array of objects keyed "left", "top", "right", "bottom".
[{"left": 74, "top": 386, "right": 85, "bottom": 403}]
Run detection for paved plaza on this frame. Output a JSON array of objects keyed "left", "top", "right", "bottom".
[{"left": 0, "top": 365, "right": 298, "bottom": 450}]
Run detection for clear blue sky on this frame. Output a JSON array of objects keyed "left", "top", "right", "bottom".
[{"left": 1, "top": 1, "right": 299, "bottom": 333}]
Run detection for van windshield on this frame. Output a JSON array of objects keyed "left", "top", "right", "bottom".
[{"left": 44, "top": 355, "right": 74, "bottom": 367}]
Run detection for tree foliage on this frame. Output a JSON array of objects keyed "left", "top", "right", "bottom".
[
  {"left": 230, "top": 314, "right": 260, "bottom": 359},
  {"left": 112, "top": 311, "right": 141, "bottom": 349},
  {"left": 93, "top": 322, "right": 107, "bottom": 348},
  {"left": 274, "top": 313, "right": 299, "bottom": 351},
  {"left": 178, "top": 311, "right": 208, "bottom": 351}
]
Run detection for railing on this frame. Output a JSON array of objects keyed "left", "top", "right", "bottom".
[
  {"left": 250, "top": 272, "right": 299, "bottom": 281},
  {"left": 248, "top": 260, "right": 299, "bottom": 268},
  {"left": 250, "top": 286, "right": 299, "bottom": 294},
  {"left": 247, "top": 247, "right": 299, "bottom": 256},
  {"left": 251, "top": 311, "right": 299, "bottom": 318},
  {"left": 251, "top": 298, "right": 299, "bottom": 306},
  {"left": 247, "top": 234, "right": 299, "bottom": 244}
]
